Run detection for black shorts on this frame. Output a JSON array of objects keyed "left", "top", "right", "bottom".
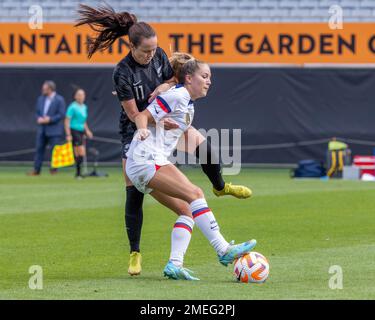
[
  {"left": 71, "top": 129, "right": 85, "bottom": 147},
  {"left": 121, "top": 135, "right": 133, "bottom": 160}
]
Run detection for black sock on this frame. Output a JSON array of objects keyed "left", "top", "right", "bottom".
[
  {"left": 125, "top": 186, "right": 144, "bottom": 253},
  {"left": 195, "top": 140, "right": 225, "bottom": 191},
  {"left": 75, "top": 156, "right": 83, "bottom": 176}
]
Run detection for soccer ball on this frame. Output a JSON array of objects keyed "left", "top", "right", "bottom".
[{"left": 233, "top": 251, "right": 270, "bottom": 283}]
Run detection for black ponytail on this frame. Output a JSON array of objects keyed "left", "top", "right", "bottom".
[{"left": 75, "top": 3, "right": 155, "bottom": 58}]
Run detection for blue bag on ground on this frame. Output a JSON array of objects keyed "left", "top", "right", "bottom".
[{"left": 292, "top": 160, "right": 326, "bottom": 178}]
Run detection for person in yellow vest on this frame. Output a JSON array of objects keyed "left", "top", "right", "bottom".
[
  {"left": 327, "top": 137, "right": 351, "bottom": 178},
  {"left": 64, "top": 88, "right": 93, "bottom": 179}
]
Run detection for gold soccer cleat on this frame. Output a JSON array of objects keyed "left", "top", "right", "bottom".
[
  {"left": 213, "top": 182, "right": 252, "bottom": 199},
  {"left": 128, "top": 251, "right": 142, "bottom": 276}
]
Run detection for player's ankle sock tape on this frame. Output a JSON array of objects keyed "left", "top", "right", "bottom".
[{"left": 125, "top": 186, "right": 144, "bottom": 253}]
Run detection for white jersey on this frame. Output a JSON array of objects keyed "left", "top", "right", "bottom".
[{"left": 126, "top": 85, "right": 194, "bottom": 165}]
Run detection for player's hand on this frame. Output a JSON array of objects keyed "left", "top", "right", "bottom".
[
  {"left": 161, "top": 118, "right": 179, "bottom": 130},
  {"left": 136, "top": 129, "right": 150, "bottom": 141},
  {"left": 148, "top": 83, "right": 171, "bottom": 103},
  {"left": 86, "top": 130, "right": 93, "bottom": 139},
  {"left": 66, "top": 134, "right": 72, "bottom": 142}
]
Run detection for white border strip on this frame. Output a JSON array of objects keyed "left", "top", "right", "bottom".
[{"left": 2, "top": 63, "right": 375, "bottom": 68}]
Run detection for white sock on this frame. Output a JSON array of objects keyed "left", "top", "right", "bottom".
[
  {"left": 190, "top": 198, "right": 229, "bottom": 256},
  {"left": 169, "top": 215, "right": 194, "bottom": 267}
]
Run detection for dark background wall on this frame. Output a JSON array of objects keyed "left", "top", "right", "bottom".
[{"left": 1, "top": 67, "right": 375, "bottom": 164}]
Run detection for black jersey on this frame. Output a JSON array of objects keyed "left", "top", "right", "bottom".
[{"left": 112, "top": 47, "right": 174, "bottom": 142}]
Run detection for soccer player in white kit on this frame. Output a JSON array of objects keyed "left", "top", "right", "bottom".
[{"left": 126, "top": 59, "right": 256, "bottom": 280}]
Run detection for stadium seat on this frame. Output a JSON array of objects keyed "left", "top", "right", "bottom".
[{"left": 1, "top": 0, "right": 373, "bottom": 22}]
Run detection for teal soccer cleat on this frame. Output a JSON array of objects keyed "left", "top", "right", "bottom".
[
  {"left": 163, "top": 261, "right": 200, "bottom": 281},
  {"left": 218, "top": 239, "right": 257, "bottom": 266}
]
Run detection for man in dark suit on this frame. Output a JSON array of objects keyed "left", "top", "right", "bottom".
[{"left": 29, "top": 81, "right": 66, "bottom": 175}]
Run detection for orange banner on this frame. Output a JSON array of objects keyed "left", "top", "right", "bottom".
[{"left": 1, "top": 23, "right": 375, "bottom": 64}]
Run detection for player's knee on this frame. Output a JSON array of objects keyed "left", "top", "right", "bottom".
[
  {"left": 191, "top": 186, "right": 204, "bottom": 200},
  {"left": 176, "top": 203, "right": 191, "bottom": 216}
]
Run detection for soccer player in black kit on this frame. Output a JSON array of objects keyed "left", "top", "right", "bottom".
[{"left": 76, "top": 3, "right": 252, "bottom": 276}]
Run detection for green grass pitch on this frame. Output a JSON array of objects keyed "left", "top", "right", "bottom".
[{"left": 1, "top": 165, "right": 374, "bottom": 300}]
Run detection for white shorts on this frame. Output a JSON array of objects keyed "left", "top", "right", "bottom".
[{"left": 126, "top": 157, "right": 168, "bottom": 194}]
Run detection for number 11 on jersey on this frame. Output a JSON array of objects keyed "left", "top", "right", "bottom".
[{"left": 134, "top": 85, "right": 145, "bottom": 100}]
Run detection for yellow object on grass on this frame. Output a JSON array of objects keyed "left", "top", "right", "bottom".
[
  {"left": 51, "top": 142, "right": 75, "bottom": 168},
  {"left": 128, "top": 251, "right": 142, "bottom": 276},
  {"left": 213, "top": 182, "right": 252, "bottom": 199}
]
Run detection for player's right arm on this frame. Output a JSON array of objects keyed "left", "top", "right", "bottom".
[
  {"left": 133, "top": 89, "right": 180, "bottom": 140},
  {"left": 64, "top": 104, "right": 73, "bottom": 142},
  {"left": 121, "top": 99, "right": 140, "bottom": 123},
  {"left": 64, "top": 118, "right": 72, "bottom": 142},
  {"left": 134, "top": 109, "right": 154, "bottom": 140},
  {"left": 113, "top": 67, "right": 140, "bottom": 122}
]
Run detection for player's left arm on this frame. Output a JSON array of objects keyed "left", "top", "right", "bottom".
[
  {"left": 148, "top": 48, "right": 176, "bottom": 103},
  {"left": 148, "top": 77, "right": 176, "bottom": 103}
]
